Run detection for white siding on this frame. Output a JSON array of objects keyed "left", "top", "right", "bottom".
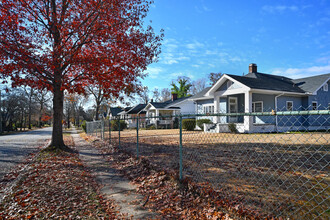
[{"left": 171, "top": 99, "right": 195, "bottom": 114}]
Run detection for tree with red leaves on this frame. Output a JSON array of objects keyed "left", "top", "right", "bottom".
[{"left": 0, "top": 0, "right": 163, "bottom": 150}]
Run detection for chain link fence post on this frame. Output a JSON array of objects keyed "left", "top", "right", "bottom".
[
  {"left": 179, "top": 115, "right": 183, "bottom": 180},
  {"left": 136, "top": 117, "right": 139, "bottom": 159}
]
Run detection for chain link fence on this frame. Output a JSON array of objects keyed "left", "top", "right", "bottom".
[{"left": 85, "top": 110, "right": 329, "bottom": 219}]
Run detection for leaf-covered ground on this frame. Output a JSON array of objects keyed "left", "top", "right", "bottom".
[
  {"left": 105, "top": 129, "right": 329, "bottom": 219},
  {"left": 82, "top": 133, "right": 274, "bottom": 220},
  {"left": 0, "top": 135, "right": 116, "bottom": 219}
]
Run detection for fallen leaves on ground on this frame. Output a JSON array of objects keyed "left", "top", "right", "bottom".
[
  {"left": 85, "top": 136, "right": 276, "bottom": 220},
  {"left": 0, "top": 136, "right": 116, "bottom": 219}
]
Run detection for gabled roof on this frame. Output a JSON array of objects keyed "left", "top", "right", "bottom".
[
  {"left": 189, "top": 87, "right": 211, "bottom": 100},
  {"left": 126, "top": 104, "right": 147, "bottom": 114},
  {"left": 228, "top": 73, "right": 305, "bottom": 93},
  {"left": 147, "top": 96, "right": 191, "bottom": 109},
  {"left": 292, "top": 73, "right": 330, "bottom": 94},
  {"left": 118, "top": 107, "right": 132, "bottom": 115},
  {"left": 109, "top": 107, "right": 122, "bottom": 117},
  {"left": 191, "top": 71, "right": 329, "bottom": 100}
]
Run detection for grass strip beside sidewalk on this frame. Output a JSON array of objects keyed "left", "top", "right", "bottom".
[{"left": 0, "top": 135, "right": 116, "bottom": 219}]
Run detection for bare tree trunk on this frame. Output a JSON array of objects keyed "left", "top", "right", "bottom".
[
  {"left": 28, "top": 88, "right": 33, "bottom": 129},
  {"left": 50, "top": 81, "right": 66, "bottom": 149},
  {"left": 20, "top": 110, "right": 23, "bottom": 131},
  {"left": 67, "top": 107, "right": 70, "bottom": 129},
  {"left": 95, "top": 102, "right": 100, "bottom": 121},
  {"left": 23, "top": 111, "right": 27, "bottom": 130},
  {"left": 39, "top": 102, "right": 43, "bottom": 127}
]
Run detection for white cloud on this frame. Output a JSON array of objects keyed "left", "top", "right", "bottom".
[
  {"left": 177, "top": 56, "right": 190, "bottom": 61},
  {"left": 195, "top": 3, "right": 212, "bottom": 13},
  {"left": 271, "top": 65, "right": 330, "bottom": 79},
  {"left": 202, "top": 5, "right": 212, "bottom": 12},
  {"left": 170, "top": 72, "right": 195, "bottom": 80},
  {"left": 163, "top": 59, "right": 178, "bottom": 65},
  {"left": 165, "top": 43, "right": 178, "bottom": 53},
  {"left": 262, "top": 5, "right": 299, "bottom": 13},
  {"left": 161, "top": 53, "right": 178, "bottom": 65},
  {"left": 186, "top": 41, "right": 204, "bottom": 50},
  {"left": 316, "top": 56, "right": 330, "bottom": 64},
  {"left": 146, "top": 66, "right": 164, "bottom": 79},
  {"left": 205, "top": 50, "right": 218, "bottom": 55}
]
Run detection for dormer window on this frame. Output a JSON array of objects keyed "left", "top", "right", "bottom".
[{"left": 323, "top": 83, "right": 328, "bottom": 92}]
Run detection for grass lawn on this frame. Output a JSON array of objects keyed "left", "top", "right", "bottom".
[{"left": 101, "top": 129, "right": 329, "bottom": 219}]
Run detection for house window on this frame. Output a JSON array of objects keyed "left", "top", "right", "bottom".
[
  {"left": 203, "top": 105, "right": 214, "bottom": 114},
  {"left": 286, "top": 101, "right": 293, "bottom": 111},
  {"left": 252, "top": 101, "right": 263, "bottom": 112},
  {"left": 312, "top": 101, "right": 318, "bottom": 110},
  {"left": 227, "top": 81, "right": 233, "bottom": 89},
  {"left": 323, "top": 83, "right": 328, "bottom": 92}
]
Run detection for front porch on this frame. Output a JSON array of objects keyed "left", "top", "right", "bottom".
[
  {"left": 146, "top": 109, "right": 180, "bottom": 128},
  {"left": 198, "top": 90, "right": 281, "bottom": 133}
]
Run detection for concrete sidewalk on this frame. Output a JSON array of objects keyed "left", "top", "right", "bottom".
[{"left": 70, "top": 128, "right": 157, "bottom": 219}]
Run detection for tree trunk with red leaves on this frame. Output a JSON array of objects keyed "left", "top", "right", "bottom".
[{"left": 0, "top": 0, "right": 163, "bottom": 151}]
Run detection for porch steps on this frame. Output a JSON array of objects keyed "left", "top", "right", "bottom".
[{"left": 206, "top": 124, "right": 217, "bottom": 133}]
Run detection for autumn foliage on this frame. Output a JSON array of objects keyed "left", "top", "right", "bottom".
[
  {"left": 41, "top": 114, "right": 52, "bottom": 122},
  {"left": 0, "top": 0, "right": 163, "bottom": 148}
]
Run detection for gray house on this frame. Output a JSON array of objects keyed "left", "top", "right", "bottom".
[
  {"left": 191, "top": 63, "right": 330, "bottom": 133},
  {"left": 143, "top": 94, "right": 195, "bottom": 128}
]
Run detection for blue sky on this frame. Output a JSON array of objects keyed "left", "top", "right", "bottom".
[{"left": 142, "top": 0, "right": 330, "bottom": 91}]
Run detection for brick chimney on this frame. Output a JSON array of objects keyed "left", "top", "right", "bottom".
[
  {"left": 249, "top": 63, "right": 257, "bottom": 73},
  {"left": 171, "top": 93, "right": 177, "bottom": 101}
]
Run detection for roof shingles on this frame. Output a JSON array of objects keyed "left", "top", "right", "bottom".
[{"left": 190, "top": 72, "right": 330, "bottom": 100}]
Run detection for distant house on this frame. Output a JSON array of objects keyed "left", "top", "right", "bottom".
[
  {"left": 109, "top": 107, "right": 123, "bottom": 118},
  {"left": 117, "top": 107, "right": 132, "bottom": 120},
  {"left": 143, "top": 94, "right": 195, "bottom": 128},
  {"left": 124, "top": 104, "right": 147, "bottom": 128},
  {"left": 191, "top": 63, "right": 330, "bottom": 133}
]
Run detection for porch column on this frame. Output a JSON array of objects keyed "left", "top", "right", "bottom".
[
  {"left": 244, "top": 91, "right": 253, "bottom": 132},
  {"left": 214, "top": 96, "right": 220, "bottom": 123},
  {"left": 155, "top": 109, "right": 159, "bottom": 129}
]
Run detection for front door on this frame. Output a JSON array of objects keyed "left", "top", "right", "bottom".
[{"left": 229, "top": 97, "right": 238, "bottom": 123}]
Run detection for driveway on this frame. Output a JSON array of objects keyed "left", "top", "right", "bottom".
[{"left": 0, "top": 127, "right": 52, "bottom": 179}]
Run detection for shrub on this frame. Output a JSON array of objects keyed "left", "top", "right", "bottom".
[
  {"left": 182, "top": 119, "right": 196, "bottom": 131},
  {"left": 81, "top": 120, "right": 86, "bottom": 132},
  {"left": 146, "top": 124, "right": 156, "bottom": 130},
  {"left": 196, "top": 119, "right": 212, "bottom": 130},
  {"left": 110, "top": 120, "right": 127, "bottom": 131},
  {"left": 228, "top": 123, "right": 238, "bottom": 133}
]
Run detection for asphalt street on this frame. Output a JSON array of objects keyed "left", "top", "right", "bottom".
[{"left": 0, "top": 127, "right": 52, "bottom": 179}]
